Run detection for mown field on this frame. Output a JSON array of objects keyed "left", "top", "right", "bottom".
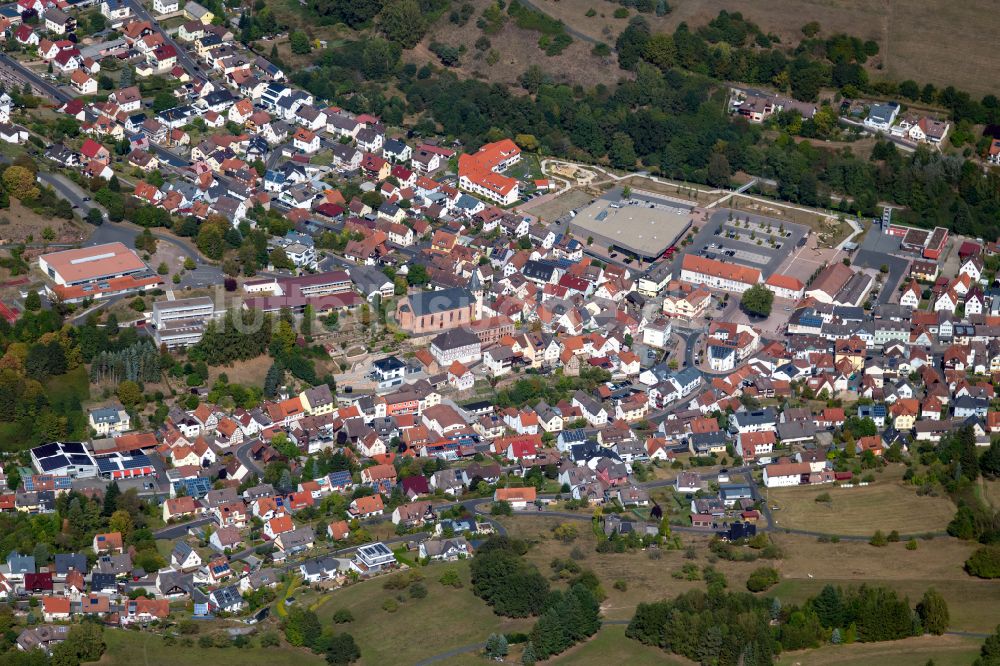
[
  {"left": 91, "top": 629, "right": 325, "bottom": 666},
  {"left": 766, "top": 466, "right": 956, "bottom": 536}
]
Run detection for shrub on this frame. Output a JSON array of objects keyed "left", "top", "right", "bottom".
[
  {"left": 869, "top": 530, "right": 888, "bottom": 547},
  {"left": 814, "top": 492, "right": 832, "bottom": 503},
  {"left": 746, "top": 566, "right": 779, "bottom": 592},
  {"left": 906, "top": 539, "right": 918, "bottom": 551},
  {"left": 966, "top": 546, "right": 1000, "bottom": 579},
  {"left": 381, "top": 598, "right": 399, "bottom": 612},
  {"left": 409, "top": 582, "right": 427, "bottom": 599},
  {"left": 438, "top": 568, "right": 463, "bottom": 588},
  {"left": 332, "top": 609, "right": 354, "bottom": 623},
  {"left": 613, "top": 579, "right": 627, "bottom": 591}
]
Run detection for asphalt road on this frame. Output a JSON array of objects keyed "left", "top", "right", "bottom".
[
  {"left": 233, "top": 438, "right": 266, "bottom": 478},
  {"left": 154, "top": 515, "right": 213, "bottom": 539},
  {"left": 0, "top": 52, "right": 71, "bottom": 104}
]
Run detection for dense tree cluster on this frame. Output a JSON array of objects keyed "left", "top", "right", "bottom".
[
  {"left": 628, "top": 589, "right": 776, "bottom": 665},
  {"left": 470, "top": 537, "right": 550, "bottom": 617},
  {"left": 493, "top": 367, "right": 612, "bottom": 408},
  {"left": 282, "top": 606, "right": 360, "bottom": 664},
  {"left": 529, "top": 583, "right": 601, "bottom": 659},
  {"left": 628, "top": 582, "right": 945, "bottom": 665},
  {"left": 89, "top": 340, "right": 161, "bottom": 385},
  {"left": 0, "top": 311, "right": 91, "bottom": 447},
  {"left": 190, "top": 310, "right": 272, "bottom": 366}
]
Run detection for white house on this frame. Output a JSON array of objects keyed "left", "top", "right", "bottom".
[
  {"left": 100, "top": 0, "right": 132, "bottom": 23},
  {"left": 762, "top": 461, "right": 810, "bottom": 488},
  {"left": 292, "top": 127, "right": 320, "bottom": 154},
  {"left": 153, "top": 0, "right": 180, "bottom": 14}
]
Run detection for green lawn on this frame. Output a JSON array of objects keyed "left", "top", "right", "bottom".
[
  {"left": 550, "top": 624, "right": 688, "bottom": 665},
  {"left": 47, "top": 365, "right": 90, "bottom": 406},
  {"left": 300, "top": 559, "right": 533, "bottom": 664},
  {"left": 90, "top": 629, "right": 325, "bottom": 666}
]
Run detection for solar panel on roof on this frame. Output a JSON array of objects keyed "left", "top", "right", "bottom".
[
  {"left": 61, "top": 442, "right": 86, "bottom": 453},
  {"left": 96, "top": 459, "right": 119, "bottom": 473},
  {"left": 39, "top": 455, "right": 69, "bottom": 472},
  {"left": 68, "top": 454, "right": 94, "bottom": 466},
  {"left": 33, "top": 443, "right": 60, "bottom": 458},
  {"left": 122, "top": 455, "right": 151, "bottom": 469},
  {"left": 368, "top": 542, "right": 392, "bottom": 556}
]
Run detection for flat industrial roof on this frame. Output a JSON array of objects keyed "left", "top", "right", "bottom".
[
  {"left": 153, "top": 296, "right": 214, "bottom": 313},
  {"left": 570, "top": 198, "right": 692, "bottom": 257},
  {"left": 40, "top": 242, "right": 147, "bottom": 284}
]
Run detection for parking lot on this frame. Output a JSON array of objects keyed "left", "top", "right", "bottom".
[
  {"left": 852, "top": 230, "right": 909, "bottom": 305},
  {"left": 670, "top": 208, "right": 809, "bottom": 280}
]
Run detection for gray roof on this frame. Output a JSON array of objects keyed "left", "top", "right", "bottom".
[
  {"left": 278, "top": 526, "right": 315, "bottom": 549},
  {"left": 6, "top": 552, "right": 34, "bottom": 574},
  {"left": 402, "top": 287, "right": 474, "bottom": 318},
  {"left": 210, "top": 584, "right": 243, "bottom": 608},
  {"left": 54, "top": 553, "right": 87, "bottom": 575},
  {"left": 432, "top": 326, "right": 480, "bottom": 351}
]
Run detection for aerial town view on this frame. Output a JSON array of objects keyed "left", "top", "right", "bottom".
[{"left": 2, "top": 0, "right": 1000, "bottom": 664}]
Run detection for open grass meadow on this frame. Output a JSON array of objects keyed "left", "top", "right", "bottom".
[
  {"left": 295, "top": 558, "right": 533, "bottom": 664},
  {"left": 766, "top": 466, "right": 956, "bottom": 537},
  {"left": 90, "top": 629, "right": 325, "bottom": 666},
  {"left": 549, "top": 624, "right": 690, "bottom": 665},
  {"left": 497, "top": 513, "right": 996, "bottom": 631}
]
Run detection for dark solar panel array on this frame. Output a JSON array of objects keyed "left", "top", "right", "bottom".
[
  {"left": 38, "top": 455, "right": 69, "bottom": 472},
  {"left": 32, "top": 443, "right": 60, "bottom": 458}
]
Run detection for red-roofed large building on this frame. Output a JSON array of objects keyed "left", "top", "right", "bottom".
[
  {"left": 680, "top": 254, "right": 761, "bottom": 293},
  {"left": 458, "top": 139, "right": 521, "bottom": 205},
  {"left": 764, "top": 273, "right": 805, "bottom": 300},
  {"left": 38, "top": 242, "right": 162, "bottom": 303}
]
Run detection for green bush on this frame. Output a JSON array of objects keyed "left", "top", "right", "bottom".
[
  {"left": 966, "top": 546, "right": 1000, "bottom": 578},
  {"left": 746, "top": 566, "right": 779, "bottom": 592}
]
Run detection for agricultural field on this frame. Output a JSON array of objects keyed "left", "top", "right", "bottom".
[{"left": 766, "top": 466, "right": 957, "bottom": 536}]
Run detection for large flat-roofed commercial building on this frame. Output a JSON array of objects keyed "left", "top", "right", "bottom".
[
  {"left": 568, "top": 198, "right": 692, "bottom": 261},
  {"left": 38, "top": 242, "right": 162, "bottom": 302},
  {"left": 151, "top": 297, "right": 216, "bottom": 349},
  {"left": 31, "top": 441, "right": 98, "bottom": 478}
]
